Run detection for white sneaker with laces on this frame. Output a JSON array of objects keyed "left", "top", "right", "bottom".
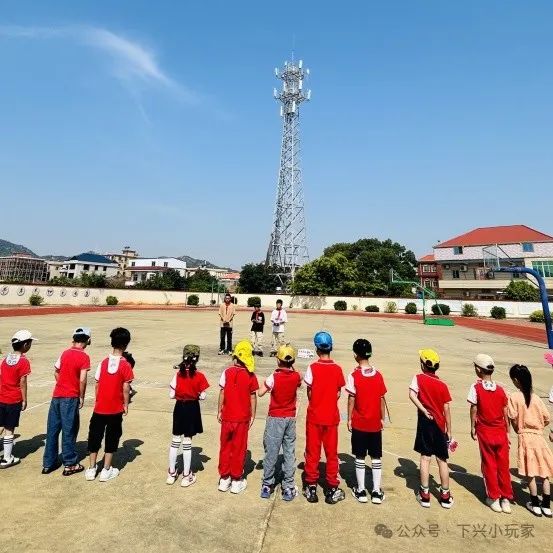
[
  {"left": 85, "top": 466, "right": 97, "bottom": 481},
  {"left": 166, "top": 470, "right": 178, "bottom": 485},
  {"left": 0, "top": 455, "right": 20, "bottom": 469},
  {"left": 181, "top": 472, "right": 197, "bottom": 488},
  {"left": 486, "top": 498, "right": 502, "bottom": 513},
  {"left": 500, "top": 499, "right": 512, "bottom": 514},
  {"left": 230, "top": 479, "right": 248, "bottom": 494},
  {"left": 218, "top": 477, "right": 232, "bottom": 492},
  {"left": 99, "top": 467, "right": 119, "bottom": 482}
]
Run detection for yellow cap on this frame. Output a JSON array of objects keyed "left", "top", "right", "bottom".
[
  {"left": 419, "top": 348, "right": 440, "bottom": 368},
  {"left": 276, "top": 344, "right": 296, "bottom": 362},
  {"left": 233, "top": 340, "right": 255, "bottom": 373}
]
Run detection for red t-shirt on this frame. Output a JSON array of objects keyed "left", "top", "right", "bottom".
[
  {"left": 346, "top": 366, "right": 387, "bottom": 432},
  {"left": 94, "top": 355, "right": 135, "bottom": 415},
  {"left": 219, "top": 365, "right": 259, "bottom": 423},
  {"left": 0, "top": 353, "right": 31, "bottom": 404},
  {"left": 265, "top": 369, "right": 302, "bottom": 418},
  {"left": 467, "top": 380, "right": 507, "bottom": 431},
  {"left": 170, "top": 370, "right": 210, "bottom": 401},
  {"left": 52, "top": 347, "right": 91, "bottom": 398},
  {"left": 409, "top": 372, "right": 452, "bottom": 432},
  {"left": 304, "top": 359, "right": 345, "bottom": 425}
]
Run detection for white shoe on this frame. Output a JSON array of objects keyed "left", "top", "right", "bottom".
[
  {"left": 99, "top": 467, "right": 119, "bottom": 482},
  {"left": 525, "top": 501, "right": 542, "bottom": 517},
  {"left": 85, "top": 466, "right": 97, "bottom": 481},
  {"left": 500, "top": 498, "right": 512, "bottom": 514},
  {"left": 542, "top": 505, "right": 552, "bottom": 518},
  {"left": 218, "top": 477, "right": 231, "bottom": 492},
  {"left": 181, "top": 472, "right": 197, "bottom": 488},
  {"left": 486, "top": 498, "right": 502, "bottom": 513},
  {"left": 166, "top": 470, "right": 178, "bottom": 485},
  {"left": 0, "top": 455, "right": 20, "bottom": 469},
  {"left": 230, "top": 479, "right": 248, "bottom": 494}
]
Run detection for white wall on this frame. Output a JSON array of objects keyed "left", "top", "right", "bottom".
[
  {"left": 435, "top": 242, "right": 553, "bottom": 261},
  {"left": 130, "top": 257, "right": 187, "bottom": 270}
]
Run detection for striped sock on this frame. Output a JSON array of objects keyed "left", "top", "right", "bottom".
[
  {"left": 371, "top": 458, "right": 382, "bottom": 492},
  {"left": 3, "top": 435, "right": 14, "bottom": 460},
  {"left": 182, "top": 438, "right": 192, "bottom": 476},
  {"left": 169, "top": 436, "right": 181, "bottom": 474},
  {"left": 355, "top": 458, "right": 366, "bottom": 491}
]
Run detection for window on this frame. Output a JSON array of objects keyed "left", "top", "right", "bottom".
[
  {"left": 422, "top": 264, "right": 430, "bottom": 273},
  {"left": 512, "top": 272, "right": 520, "bottom": 279},
  {"left": 103, "top": 267, "right": 107, "bottom": 272},
  {"left": 452, "top": 270, "right": 460, "bottom": 279},
  {"left": 70, "top": 264, "right": 75, "bottom": 270},
  {"left": 151, "top": 261, "right": 156, "bottom": 267},
  {"left": 83, "top": 264, "right": 89, "bottom": 271},
  {"left": 532, "top": 260, "right": 553, "bottom": 278},
  {"left": 68, "top": 273, "right": 74, "bottom": 279},
  {"left": 430, "top": 265, "right": 437, "bottom": 273},
  {"left": 522, "top": 242, "right": 534, "bottom": 253},
  {"left": 164, "top": 262, "right": 169, "bottom": 267},
  {"left": 424, "top": 279, "right": 431, "bottom": 288},
  {"left": 141, "top": 274, "right": 147, "bottom": 281},
  {"left": 132, "top": 274, "right": 138, "bottom": 282},
  {"left": 95, "top": 265, "right": 99, "bottom": 271},
  {"left": 453, "top": 246, "right": 463, "bottom": 255},
  {"left": 131, "top": 261, "right": 135, "bottom": 267}
]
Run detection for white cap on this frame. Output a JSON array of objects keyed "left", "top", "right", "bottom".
[
  {"left": 73, "top": 327, "right": 92, "bottom": 339},
  {"left": 11, "top": 329, "right": 36, "bottom": 344},
  {"left": 474, "top": 353, "right": 495, "bottom": 370}
]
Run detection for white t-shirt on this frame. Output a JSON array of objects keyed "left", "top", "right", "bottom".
[{"left": 271, "top": 308, "right": 287, "bottom": 333}]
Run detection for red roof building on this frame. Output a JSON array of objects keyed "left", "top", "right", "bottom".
[{"left": 417, "top": 254, "right": 439, "bottom": 291}]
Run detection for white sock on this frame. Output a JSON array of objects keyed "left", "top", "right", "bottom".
[
  {"left": 355, "top": 458, "right": 366, "bottom": 491},
  {"left": 3, "top": 435, "right": 14, "bottom": 460},
  {"left": 182, "top": 438, "right": 192, "bottom": 475},
  {"left": 371, "top": 458, "right": 382, "bottom": 492},
  {"left": 169, "top": 435, "right": 182, "bottom": 473}
]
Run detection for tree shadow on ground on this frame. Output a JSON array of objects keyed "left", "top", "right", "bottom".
[{"left": 13, "top": 433, "right": 46, "bottom": 459}]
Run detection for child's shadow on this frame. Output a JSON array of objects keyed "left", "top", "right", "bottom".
[
  {"left": 13, "top": 433, "right": 46, "bottom": 459},
  {"left": 449, "top": 463, "right": 486, "bottom": 504},
  {"left": 338, "top": 453, "right": 357, "bottom": 489},
  {"left": 509, "top": 468, "right": 529, "bottom": 506},
  {"left": 175, "top": 446, "right": 211, "bottom": 473},
  {"left": 244, "top": 450, "right": 256, "bottom": 477},
  {"left": 394, "top": 457, "right": 441, "bottom": 498},
  {"left": 118, "top": 439, "right": 144, "bottom": 470}
]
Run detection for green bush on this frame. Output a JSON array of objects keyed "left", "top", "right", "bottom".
[
  {"left": 334, "top": 300, "right": 347, "bottom": 311},
  {"left": 462, "top": 303, "right": 478, "bottom": 317},
  {"left": 352, "top": 304, "right": 358, "bottom": 311},
  {"left": 405, "top": 302, "right": 417, "bottom": 314},
  {"left": 431, "top": 303, "right": 451, "bottom": 315},
  {"left": 490, "top": 306, "right": 506, "bottom": 319},
  {"left": 504, "top": 280, "right": 540, "bottom": 302},
  {"left": 365, "top": 305, "right": 380, "bottom": 312},
  {"left": 247, "top": 296, "right": 261, "bottom": 307},
  {"left": 106, "top": 295, "right": 118, "bottom": 306},
  {"left": 529, "top": 310, "right": 545, "bottom": 323},
  {"left": 384, "top": 301, "right": 397, "bottom": 314},
  {"left": 29, "top": 293, "right": 44, "bottom": 306},
  {"left": 187, "top": 294, "right": 200, "bottom": 306}
]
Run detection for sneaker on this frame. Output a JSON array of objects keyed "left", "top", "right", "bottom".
[
  {"left": 166, "top": 470, "right": 178, "bottom": 485},
  {"left": 85, "top": 465, "right": 97, "bottom": 481},
  {"left": 181, "top": 472, "right": 197, "bottom": 488},
  {"left": 230, "top": 479, "right": 248, "bottom": 494},
  {"left": 258, "top": 351, "right": 264, "bottom": 357},
  {"left": 416, "top": 487, "right": 431, "bottom": 508},
  {"left": 260, "top": 485, "right": 272, "bottom": 499},
  {"left": 281, "top": 486, "right": 298, "bottom": 502},
  {"left": 325, "top": 487, "right": 345, "bottom": 505},
  {"left": 500, "top": 498, "right": 512, "bottom": 514},
  {"left": 0, "top": 456, "right": 20, "bottom": 469},
  {"left": 486, "top": 498, "right": 502, "bottom": 513},
  {"left": 218, "top": 476, "right": 232, "bottom": 492},
  {"left": 439, "top": 487, "right": 453, "bottom": 509},
  {"left": 99, "top": 467, "right": 119, "bottom": 482},
  {"left": 371, "top": 490, "right": 385, "bottom": 504},
  {"left": 352, "top": 487, "right": 368, "bottom": 503},
  {"left": 269, "top": 351, "right": 277, "bottom": 357},
  {"left": 303, "top": 484, "right": 319, "bottom": 503},
  {"left": 541, "top": 504, "right": 552, "bottom": 518},
  {"left": 218, "top": 350, "right": 225, "bottom": 355},
  {"left": 526, "top": 501, "right": 542, "bottom": 517}
]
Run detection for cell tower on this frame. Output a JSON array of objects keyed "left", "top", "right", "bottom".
[{"left": 265, "top": 58, "right": 311, "bottom": 280}]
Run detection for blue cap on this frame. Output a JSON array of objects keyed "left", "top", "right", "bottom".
[{"left": 314, "top": 331, "right": 333, "bottom": 352}]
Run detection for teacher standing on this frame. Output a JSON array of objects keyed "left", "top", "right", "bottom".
[{"left": 218, "top": 293, "right": 236, "bottom": 355}]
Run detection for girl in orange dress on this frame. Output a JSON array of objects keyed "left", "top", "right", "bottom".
[{"left": 508, "top": 364, "right": 553, "bottom": 518}]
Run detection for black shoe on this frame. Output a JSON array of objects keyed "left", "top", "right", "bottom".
[
  {"left": 371, "top": 490, "right": 385, "bottom": 504},
  {"left": 269, "top": 351, "right": 277, "bottom": 357},
  {"left": 325, "top": 487, "right": 345, "bottom": 505},
  {"left": 303, "top": 484, "right": 319, "bottom": 503},
  {"left": 41, "top": 462, "right": 62, "bottom": 475},
  {"left": 258, "top": 351, "right": 264, "bottom": 357},
  {"left": 352, "top": 487, "right": 368, "bottom": 503}
]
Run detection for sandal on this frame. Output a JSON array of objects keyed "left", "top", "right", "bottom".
[{"left": 62, "top": 464, "right": 85, "bottom": 476}]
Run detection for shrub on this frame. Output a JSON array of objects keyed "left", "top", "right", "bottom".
[
  {"left": 462, "top": 303, "right": 478, "bottom": 317},
  {"left": 106, "top": 295, "right": 119, "bottom": 306},
  {"left": 352, "top": 304, "right": 358, "bottom": 311},
  {"left": 247, "top": 296, "right": 261, "bottom": 307},
  {"left": 302, "top": 302, "right": 310, "bottom": 309},
  {"left": 384, "top": 301, "right": 397, "bottom": 314},
  {"left": 431, "top": 303, "right": 451, "bottom": 315},
  {"left": 490, "top": 306, "right": 506, "bottom": 320},
  {"left": 334, "top": 300, "right": 347, "bottom": 311},
  {"left": 404, "top": 302, "right": 417, "bottom": 314},
  {"left": 187, "top": 294, "right": 199, "bottom": 306},
  {"left": 29, "top": 293, "right": 44, "bottom": 306},
  {"left": 365, "top": 305, "right": 380, "bottom": 312},
  {"left": 210, "top": 299, "right": 216, "bottom": 305},
  {"left": 529, "top": 310, "right": 545, "bottom": 323},
  {"left": 504, "top": 280, "right": 540, "bottom": 302}
]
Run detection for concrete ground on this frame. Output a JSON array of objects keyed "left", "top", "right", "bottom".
[{"left": 0, "top": 310, "right": 552, "bottom": 552}]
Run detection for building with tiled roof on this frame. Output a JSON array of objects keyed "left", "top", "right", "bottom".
[{"left": 417, "top": 254, "right": 439, "bottom": 291}]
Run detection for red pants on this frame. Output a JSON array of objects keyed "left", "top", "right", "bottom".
[
  {"left": 304, "top": 422, "right": 340, "bottom": 487},
  {"left": 219, "top": 420, "right": 249, "bottom": 480},
  {"left": 478, "top": 428, "right": 513, "bottom": 500}
]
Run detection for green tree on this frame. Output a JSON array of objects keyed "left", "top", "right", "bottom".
[
  {"left": 79, "top": 273, "right": 107, "bottom": 288},
  {"left": 504, "top": 280, "right": 540, "bottom": 302},
  {"left": 185, "top": 269, "right": 221, "bottom": 293},
  {"left": 237, "top": 263, "right": 281, "bottom": 294},
  {"left": 135, "top": 269, "right": 186, "bottom": 290}
]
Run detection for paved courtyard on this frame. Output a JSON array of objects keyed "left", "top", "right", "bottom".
[{"left": 0, "top": 309, "right": 552, "bottom": 552}]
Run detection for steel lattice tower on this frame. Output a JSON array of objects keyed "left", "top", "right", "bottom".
[{"left": 266, "top": 59, "right": 310, "bottom": 279}]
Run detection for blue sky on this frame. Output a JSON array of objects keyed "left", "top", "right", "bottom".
[{"left": 1, "top": 1, "right": 552, "bottom": 268}]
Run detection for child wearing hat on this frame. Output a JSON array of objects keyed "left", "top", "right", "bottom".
[
  {"left": 258, "top": 344, "right": 302, "bottom": 501},
  {"left": 409, "top": 349, "right": 453, "bottom": 508},
  {"left": 217, "top": 340, "right": 259, "bottom": 494},
  {"left": 0, "top": 330, "right": 35, "bottom": 468},
  {"left": 345, "top": 339, "right": 387, "bottom": 504},
  {"left": 166, "top": 345, "right": 210, "bottom": 487},
  {"left": 467, "top": 354, "right": 513, "bottom": 513},
  {"left": 303, "top": 331, "right": 346, "bottom": 505}
]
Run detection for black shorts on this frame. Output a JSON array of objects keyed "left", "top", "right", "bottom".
[
  {"left": 87, "top": 412, "right": 123, "bottom": 454},
  {"left": 0, "top": 402, "right": 22, "bottom": 429},
  {"left": 414, "top": 414, "right": 449, "bottom": 460},
  {"left": 351, "top": 429, "right": 382, "bottom": 458},
  {"left": 173, "top": 400, "right": 203, "bottom": 437}
]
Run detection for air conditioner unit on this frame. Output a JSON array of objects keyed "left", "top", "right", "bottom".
[{"left": 460, "top": 264, "right": 468, "bottom": 272}]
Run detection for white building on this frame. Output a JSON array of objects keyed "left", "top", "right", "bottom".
[
  {"left": 60, "top": 253, "right": 119, "bottom": 280},
  {"left": 127, "top": 257, "right": 187, "bottom": 285}
]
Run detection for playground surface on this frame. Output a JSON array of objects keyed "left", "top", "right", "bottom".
[{"left": 0, "top": 309, "right": 552, "bottom": 553}]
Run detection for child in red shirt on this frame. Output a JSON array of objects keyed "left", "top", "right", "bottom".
[
  {"left": 467, "top": 353, "right": 513, "bottom": 513},
  {"left": 258, "top": 344, "right": 302, "bottom": 501},
  {"left": 85, "top": 327, "right": 134, "bottom": 483},
  {"left": 166, "top": 345, "right": 209, "bottom": 487},
  {"left": 346, "top": 339, "right": 387, "bottom": 504},
  {"left": 409, "top": 349, "right": 453, "bottom": 509},
  {"left": 303, "top": 331, "right": 346, "bottom": 505},
  {"left": 0, "top": 330, "right": 35, "bottom": 469},
  {"left": 217, "top": 340, "right": 259, "bottom": 494}
]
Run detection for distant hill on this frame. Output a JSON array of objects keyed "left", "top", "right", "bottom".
[
  {"left": 41, "top": 255, "right": 69, "bottom": 261},
  {"left": 177, "top": 255, "right": 228, "bottom": 270},
  {"left": 0, "top": 239, "right": 36, "bottom": 257}
]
